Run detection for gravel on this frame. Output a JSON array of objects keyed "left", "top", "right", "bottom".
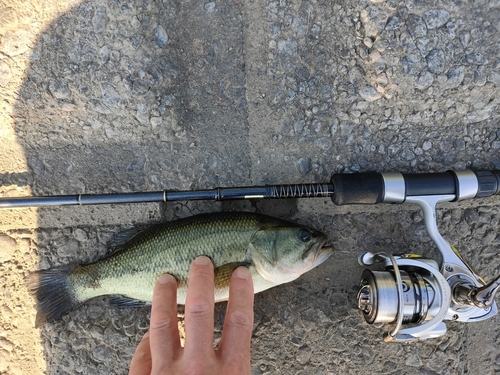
[{"left": 1, "top": 0, "right": 500, "bottom": 374}]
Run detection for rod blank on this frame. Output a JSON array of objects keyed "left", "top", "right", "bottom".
[{"left": 0, "top": 184, "right": 334, "bottom": 208}]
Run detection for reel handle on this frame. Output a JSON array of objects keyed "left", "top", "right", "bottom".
[
  {"left": 454, "top": 274, "right": 500, "bottom": 309},
  {"left": 330, "top": 170, "right": 500, "bottom": 206}
]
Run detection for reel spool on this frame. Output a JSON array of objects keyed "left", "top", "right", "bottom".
[
  {"left": 357, "top": 252, "right": 450, "bottom": 342},
  {"left": 358, "top": 269, "right": 438, "bottom": 326}
]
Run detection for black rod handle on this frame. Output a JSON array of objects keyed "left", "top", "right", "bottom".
[
  {"left": 330, "top": 170, "right": 500, "bottom": 206},
  {"left": 330, "top": 172, "right": 384, "bottom": 205}
]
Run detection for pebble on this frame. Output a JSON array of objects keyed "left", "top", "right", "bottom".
[
  {"left": 277, "top": 39, "right": 298, "bottom": 59},
  {"left": 314, "top": 137, "right": 332, "bottom": 150},
  {"left": 296, "top": 345, "right": 312, "bottom": 365},
  {"left": 453, "top": 139, "right": 466, "bottom": 151},
  {"left": 92, "top": 345, "right": 114, "bottom": 363},
  {"left": 359, "top": 86, "right": 381, "bottom": 101},
  {"left": 488, "top": 72, "right": 500, "bottom": 84},
  {"left": 416, "top": 70, "right": 434, "bottom": 90},
  {"left": 92, "top": 7, "right": 108, "bottom": 34},
  {"left": 348, "top": 65, "right": 365, "bottom": 87},
  {"left": 369, "top": 50, "right": 381, "bottom": 63},
  {"left": 402, "top": 148, "right": 416, "bottom": 160},
  {"left": 407, "top": 14, "right": 427, "bottom": 38},
  {"left": 426, "top": 49, "right": 445, "bottom": 74},
  {"left": 401, "top": 54, "right": 425, "bottom": 75},
  {"left": 423, "top": 8, "right": 450, "bottom": 30},
  {"left": 294, "top": 120, "right": 305, "bottom": 134},
  {"left": 136, "top": 92, "right": 155, "bottom": 124},
  {"left": 154, "top": 25, "right": 168, "bottom": 48},
  {"left": 130, "top": 16, "right": 140, "bottom": 28},
  {"left": 361, "top": 6, "right": 389, "bottom": 38},
  {"left": 416, "top": 37, "right": 438, "bottom": 56},
  {"left": 74, "top": 228, "right": 88, "bottom": 242},
  {"left": 296, "top": 157, "right": 312, "bottom": 175},
  {"left": 467, "top": 106, "right": 494, "bottom": 123},
  {"left": 405, "top": 353, "right": 423, "bottom": 367},
  {"left": 101, "top": 84, "right": 120, "bottom": 107},
  {"left": 57, "top": 238, "right": 79, "bottom": 257},
  {"left": 292, "top": 16, "right": 308, "bottom": 36},
  {"left": 446, "top": 66, "right": 465, "bottom": 88},
  {"left": 422, "top": 140, "right": 432, "bottom": 150},
  {"left": 204, "top": 2, "right": 216, "bottom": 13},
  {"left": 466, "top": 53, "right": 488, "bottom": 65},
  {"left": 459, "top": 30, "right": 470, "bottom": 46},
  {"left": 385, "top": 16, "right": 403, "bottom": 31},
  {"left": 0, "top": 235, "right": 16, "bottom": 262},
  {"left": 49, "top": 80, "right": 72, "bottom": 100}
]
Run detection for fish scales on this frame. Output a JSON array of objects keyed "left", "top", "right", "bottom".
[
  {"left": 30, "top": 212, "right": 333, "bottom": 327},
  {"left": 74, "top": 213, "right": 261, "bottom": 303}
]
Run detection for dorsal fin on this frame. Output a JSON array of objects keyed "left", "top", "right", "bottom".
[
  {"left": 108, "top": 223, "right": 161, "bottom": 252},
  {"left": 108, "top": 227, "right": 138, "bottom": 249}
]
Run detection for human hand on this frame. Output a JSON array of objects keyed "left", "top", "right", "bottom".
[{"left": 129, "top": 256, "right": 254, "bottom": 375}]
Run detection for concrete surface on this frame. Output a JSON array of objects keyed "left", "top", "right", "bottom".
[{"left": 1, "top": 0, "right": 500, "bottom": 374}]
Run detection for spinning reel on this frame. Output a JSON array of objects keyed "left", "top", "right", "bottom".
[{"left": 348, "top": 170, "right": 500, "bottom": 342}]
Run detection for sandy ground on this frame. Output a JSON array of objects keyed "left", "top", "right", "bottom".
[{"left": 1, "top": 0, "right": 500, "bottom": 374}]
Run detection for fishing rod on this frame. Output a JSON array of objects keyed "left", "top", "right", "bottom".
[
  {"left": 3, "top": 168, "right": 500, "bottom": 342},
  {"left": 1, "top": 169, "right": 499, "bottom": 208}
]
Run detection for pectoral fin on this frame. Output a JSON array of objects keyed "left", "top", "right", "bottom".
[{"left": 214, "top": 261, "right": 251, "bottom": 290}]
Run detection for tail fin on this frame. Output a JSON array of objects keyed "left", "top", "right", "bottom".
[{"left": 27, "top": 265, "right": 78, "bottom": 327}]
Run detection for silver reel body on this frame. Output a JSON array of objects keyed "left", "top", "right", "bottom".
[{"left": 357, "top": 172, "right": 499, "bottom": 342}]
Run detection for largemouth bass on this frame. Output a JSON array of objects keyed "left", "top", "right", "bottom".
[{"left": 30, "top": 212, "right": 333, "bottom": 327}]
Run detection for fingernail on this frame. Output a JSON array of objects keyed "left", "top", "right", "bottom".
[
  {"left": 158, "top": 274, "right": 175, "bottom": 284},
  {"left": 234, "top": 266, "right": 251, "bottom": 280},
  {"left": 142, "top": 331, "right": 150, "bottom": 340},
  {"left": 193, "top": 256, "right": 211, "bottom": 266}
]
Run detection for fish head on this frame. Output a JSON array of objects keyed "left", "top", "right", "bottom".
[{"left": 249, "top": 221, "right": 333, "bottom": 285}]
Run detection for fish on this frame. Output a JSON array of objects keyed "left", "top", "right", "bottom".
[{"left": 29, "top": 212, "right": 333, "bottom": 327}]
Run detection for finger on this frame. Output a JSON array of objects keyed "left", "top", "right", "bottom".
[
  {"left": 149, "top": 273, "right": 181, "bottom": 366},
  {"left": 128, "top": 332, "right": 152, "bottom": 375},
  {"left": 218, "top": 266, "right": 254, "bottom": 363},
  {"left": 184, "top": 256, "right": 215, "bottom": 356}
]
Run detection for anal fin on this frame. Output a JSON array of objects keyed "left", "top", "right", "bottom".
[{"left": 109, "top": 295, "right": 149, "bottom": 308}]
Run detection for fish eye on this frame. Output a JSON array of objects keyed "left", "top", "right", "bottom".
[{"left": 298, "top": 229, "right": 311, "bottom": 242}]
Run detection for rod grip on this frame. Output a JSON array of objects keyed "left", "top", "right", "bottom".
[
  {"left": 330, "top": 172, "right": 384, "bottom": 205},
  {"left": 402, "top": 172, "right": 456, "bottom": 196}
]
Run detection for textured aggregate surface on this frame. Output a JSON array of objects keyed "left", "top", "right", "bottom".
[{"left": 0, "top": 0, "right": 500, "bottom": 374}]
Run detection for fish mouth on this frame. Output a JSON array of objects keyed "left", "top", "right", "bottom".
[
  {"left": 306, "top": 239, "right": 333, "bottom": 267},
  {"left": 312, "top": 245, "right": 333, "bottom": 266},
  {"left": 301, "top": 236, "right": 333, "bottom": 267}
]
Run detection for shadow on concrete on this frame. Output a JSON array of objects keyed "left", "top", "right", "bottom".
[{"left": 12, "top": 1, "right": 251, "bottom": 373}]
